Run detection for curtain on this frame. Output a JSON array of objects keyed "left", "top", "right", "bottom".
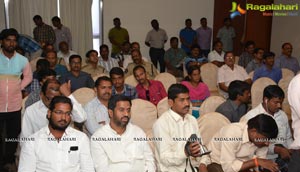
[
  {"left": 59, "top": 0, "right": 93, "bottom": 59},
  {"left": 8, "top": 0, "right": 57, "bottom": 36},
  {"left": 0, "top": 0, "right": 6, "bottom": 30}
]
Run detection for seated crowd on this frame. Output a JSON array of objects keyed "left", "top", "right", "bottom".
[{"left": 1, "top": 14, "right": 300, "bottom": 172}]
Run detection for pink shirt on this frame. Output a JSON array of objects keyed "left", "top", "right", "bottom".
[
  {"left": 181, "top": 81, "right": 210, "bottom": 102},
  {"left": 136, "top": 80, "right": 167, "bottom": 106}
]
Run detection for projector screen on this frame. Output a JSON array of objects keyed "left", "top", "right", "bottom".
[{"left": 102, "top": 0, "right": 214, "bottom": 59}]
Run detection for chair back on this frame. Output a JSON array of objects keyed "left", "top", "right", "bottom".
[
  {"left": 154, "top": 72, "right": 176, "bottom": 91},
  {"left": 200, "top": 63, "right": 219, "bottom": 94},
  {"left": 281, "top": 68, "right": 294, "bottom": 79},
  {"left": 199, "top": 96, "right": 226, "bottom": 115},
  {"left": 125, "top": 74, "right": 138, "bottom": 87},
  {"left": 72, "top": 87, "right": 96, "bottom": 106},
  {"left": 251, "top": 77, "right": 276, "bottom": 108}
]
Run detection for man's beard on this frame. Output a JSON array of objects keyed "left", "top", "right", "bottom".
[{"left": 49, "top": 118, "right": 70, "bottom": 131}]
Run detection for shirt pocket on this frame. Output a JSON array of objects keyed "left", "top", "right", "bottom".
[{"left": 68, "top": 150, "right": 80, "bottom": 166}]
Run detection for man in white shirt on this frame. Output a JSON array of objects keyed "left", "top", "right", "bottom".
[
  {"left": 84, "top": 76, "right": 112, "bottom": 135},
  {"left": 21, "top": 79, "right": 87, "bottom": 139},
  {"left": 91, "top": 95, "right": 156, "bottom": 172},
  {"left": 206, "top": 114, "right": 279, "bottom": 172},
  {"left": 241, "top": 85, "right": 293, "bottom": 163},
  {"left": 153, "top": 84, "right": 210, "bottom": 172},
  {"left": 287, "top": 74, "right": 300, "bottom": 172},
  {"left": 208, "top": 41, "right": 225, "bottom": 67},
  {"left": 98, "top": 44, "right": 119, "bottom": 72},
  {"left": 18, "top": 96, "right": 94, "bottom": 172}
]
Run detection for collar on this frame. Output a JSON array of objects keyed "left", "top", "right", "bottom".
[
  {"left": 169, "top": 108, "right": 189, "bottom": 122},
  {"left": 45, "top": 125, "right": 71, "bottom": 136},
  {"left": 229, "top": 100, "right": 239, "bottom": 110},
  {"left": 107, "top": 122, "right": 131, "bottom": 136}
]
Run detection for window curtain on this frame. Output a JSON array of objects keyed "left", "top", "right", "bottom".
[
  {"left": 8, "top": 0, "right": 57, "bottom": 36},
  {"left": 0, "top": 0, "right": 5, "bottom": 30},
  {"left": 59, "top": 0, "right": 93, "bottom": 59}
]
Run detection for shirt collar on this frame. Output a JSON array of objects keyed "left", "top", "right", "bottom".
[
  {"left": 45, "top": 126, "right": 71, "bottom": 136},
  {"left": 229, "top": 100, "right": 239, "bottom": 110},
  {"left": 169, "top": 108, "right": 189, "bottom": 122}
]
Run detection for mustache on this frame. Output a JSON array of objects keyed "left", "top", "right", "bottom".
[
  {"left": 184, "top": 106, "right": 190, "bottom": 109},
  {"left": 121, "top": 116, "right": 129, "bottom": 121},
  {"left": 58, "top": 120, "right": 67, "bottom": 123}
]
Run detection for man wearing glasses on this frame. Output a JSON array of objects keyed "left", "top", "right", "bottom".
[
  {"left": 20, "top": 78, "right": 87, "bottom": 140},
  {"left": 18, "top": 96, "right": 94, "bottom": 172}
]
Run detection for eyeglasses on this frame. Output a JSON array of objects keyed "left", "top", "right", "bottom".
[
  {"left": 52, "top": 110, "right": 72, "bottom": 116},
  {"left": 225, "top": 56, "right": 234, "bottom": 59}
]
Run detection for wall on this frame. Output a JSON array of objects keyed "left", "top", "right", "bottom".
[
  {"left": 103, "top": 0, "right": 214, "bottom": 59},
  {"left": 271, "top": 0, "right": 300, "bottom": 61}
]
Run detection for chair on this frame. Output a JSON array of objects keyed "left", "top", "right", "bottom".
[
  {"left": 124, "top": 74, "right": 138, "bottom": 87},
  {"left": 281, "top": 68, "right": 294, "bottom": 79},
  {"left": 146, "top": 130, "right": 156, "bottom": 154},
  {"left": 130, "top": 99, "right": 158, "bottom": 133},
  {"left": 92, "top": 73, "right": 109, "bottom": 81},
  {"left": 197, "top": 112, "right": 230, "bottom": 146},
  {"left": 199, "top": 96, "right": 226, "bottom": 115},
  {"left": 72, "top": 87, "right": 96, "bottom": 106},
  {"left": 248, "top": 71, "right": 254, "bottom": 80},
  {"left": 278, "top": 76, "right": 293, "bottom": 120},
  {"left": 21, "top": 96, "right": 28, "bottom": 118},
  {"left": 200, "top": 63, "right": 219, "bottom": 96},
  {"left": 251, "top": 77, "right": 276, "bottom": 108},
  {"left": 234, "top": 56, "right": 239, "bottom": 64},
  {"left": 154, "top": 72, "right": 176, "bottom": 91}
]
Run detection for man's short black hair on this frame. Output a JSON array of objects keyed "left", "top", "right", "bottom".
[
  {"left": 69, "top": 54, "right": 82, "bottom": 64},
  {"left": 49, "top": 96, "right": 73, "bottom": 111},
  {"left": 185, "top": 18, "right": 192, "bottom": 23},
  {"left": 213, "top": 40, "right": 222, "bottom": 48},
  {"left": 109, "top": 67, "right": 124, "bottom": 77},
  {"left": 133, "top": 65, "right": 146, "bottom": 75},
  {"left": 248, "top": 114, "right": 278, "bottom": 139},
  {"left": 170, "top": 37, "right": 178, "bottom": 42},
  {"left": 37, "top": 69, "right": 57, "bottom": 82},
  {"left": 85, "top": 49, "right": 98, "bottom": 58},
  {"left": 245, "top": 41, "right": 255, "bottom": 48},
  {"left": 113, "top": 17, "right": 120, "bottom": 22},
  {"left": 100, "top": 44, "right": 109, "bottom": 52},
  {"left": 281, "top": 42, "right": 291, "bottom": 49},
  {"left": 108, "top": 95, "right": 131, "bottom": 111},
  {"left": 51, "top": 16, "right": 60, "bottom": 22},
  {"left": 33, "top": 15, "right": 42, "bottom": 21},
  {"left": 228, "top": 80, "right": 251, "bottom": 100},
  {"left": 263, "top": 85, "right": 284, "bottom": 100},
  {"left": 95, "top": 76, "right": 112, "bottom": 87},
  {"left": 36, "top": 59, "right": 50, "bottom": 71},
  {"left": 0, "top": 28, "right": 19, "bottom": 40},
  {"left": 168, "top": 84, "right": 189, "bottom": 100},
  {"left": 254, "top": 48, "right": 264, "bottom": 54},
  {"left": 263, "top": 51, "right": 275, "bottom": 59}
]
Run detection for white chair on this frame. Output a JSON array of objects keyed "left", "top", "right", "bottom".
[
  {"left": 92, "top": 73, "right": 109, "bottom": 81},
  {"left": 198, "top": 112, "right": 230, "bottom": 146},
  {"left": 130, "top": 99, "right": 158, "bottom": 133},
  {"left": 124, "top": 74, "right": 138, "bottom": 87},
  {"left": 156, "top": 97, "right": 193, "bottom": 118},
  {"left": 281, "top": 68, "right": 294, "bottom": 79},
  {"left": 251, "top": 77, "right": 276, "bottom": 108},
  {"left": 200, "top": 63, "right": 219, "bottom": 96},
  {"left": 199, "top": 96, "right": 226, "bottom": 115},
  {"left": 234, "top": 56, "right": 239, "bottom": 64},
  {"left": 278, "top": 76, "right": 293, "bottom": 120},
  {"left": 72, "top": 87, "right": 96, "bottom": 106},
  {"left": 248, "top": 71, "right": 254, "bottom": 80},
  {"left": 154, "top": 72, "right": 176, "bottom": 91}
]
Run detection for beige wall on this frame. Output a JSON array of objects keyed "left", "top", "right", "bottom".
[
  {"left": 103, "top": 0, "right": 214, "bottom": 59},
  {"left": 271, "top": 0, "right": 300, "bottom": 63}
]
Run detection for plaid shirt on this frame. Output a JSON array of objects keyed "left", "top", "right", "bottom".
[
  {"left": 33, "top": 23, "right": 56, "bottom": 45},
  {"left": 112, "top": 84, "right": 138, "bottom": 100},
  {"left": 18, "top": 34, "right": 41, "bottom": 53}
]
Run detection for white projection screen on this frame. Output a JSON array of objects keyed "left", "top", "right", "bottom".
[{"left": 102, "top": 0, "right": 214, "bottom": 59}]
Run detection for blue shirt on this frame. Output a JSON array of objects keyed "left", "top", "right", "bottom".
[
  {"left": 112, "top": 84, "right": 138, "bottom": 100},
  {"left": 54, "top": 64, "right": 68, "bottom": 79},
  {"left": 60, "top": 71, "right": 94, "bottom": 92},
  {"left": 179, "top": 28, "right": 197, "bottom": 53},
  {"left": 185, "top": 56, "right": 208, "bottom": 71},
  {"left": 274, "top": 54, "right": 300, "bottom": 74},
  {"left": 253, "top": 65, "right": 282, "bottom": 83}
]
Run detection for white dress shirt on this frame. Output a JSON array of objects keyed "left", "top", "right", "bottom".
[
  {"left": 152, "top": 109, "right": 211, "bottom": 172},
  {"left": 21, "top": 95, "right": 87, "bottom": 139},
  {"left": 208, "top": 123, "right": 268, "bottom": 172},
  {"left": 208, "top": 50, "right": 225, "bottom": 63},
  {"left": 288, "top": 74, "right": 300, "bottom": 149},
  {"left": 84, "top": 97, "right": 109, "bottom": 136},
  {"left": 91, "top": 123, "right": 156, "bottom": 172},
  {"left": 241, "top": 103, "right": 293, "bottom": 160},
  {"left": 18, "top": 126, "right": 94, "bottom": 172},
  {"left": 217, "top": 64, "right": 250, "bottom": 98}
]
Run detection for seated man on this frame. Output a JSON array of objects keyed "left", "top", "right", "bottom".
[
  {"left": 275, "top": 42, "right": 300, "bottom": 74},
  {"left": 153, "top": 84, "right": 211, "bottom": 172},
  {"left": 218, "top": 51, "right": 251, "bottom": 98},
  {"left": 241, "top": 85, "right": 293, "bottom": 170},
  {"left": 25, "top": 69, "right": 57, "bottom": 108},
  {"left": 253, "top": 52, "right": 282, "bottom": 84},
  {"left": 91, "top": 95, "right": 156, "bottom": 172},
  {"left": 246, "top": 48, "right": 264, "bottom": 73},
  {"left": 84, "top": 76, "right": 112, "bottom": 136},
  {"left": 109, "top": 67, "right": 137, "bottom": 99},
  {"left": 82, "top": 49, "right": 107, "bottom": 78},
  {"left": 238, "top": 40, "right": 255, "bottom": 68},
  {"left": 133, "top": 65, "right": 167, "bottom": 106},
  {"left": 60, "top": 54, "right": 94, "bottom": 92},
  {"left": 98, "top": 44, "right": 119, "bottom": 72},
  {"left": 21, "top": 79, "right": 87, "bottom": 139},
  {"left": 114, "top": 41, "right": 131, "bottom": 68},
  {"left": 206, "top": 114, "right": 279, "bottom": 172},
  {"left": 18, "top": 96, "right": 94, "bottom": 172},
  {"left": 126, "top": 49, "right": 158, "bottom": 79},
  {"left": 216, "top": 80, "right": 251, "bottom": 122},
  {"left": 57, "top": 41, "right": 77, "bottom": 65},
  {"left": 123, "top": 42, "right": 149, "bottom": 69},
  {"left": 185, "top": 44, "right": 208, "bottom": 71},
  {"left": 164, "top": 37, "right": 186, "bottom": 77},
  {"left": 45, "top": 50, "right": 68, "bottom": 79},
  {"left": 208, "top": 41, "right": 225, "bottom": 67}
]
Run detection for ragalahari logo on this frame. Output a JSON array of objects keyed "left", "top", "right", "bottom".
[{"left": 230, "top": 2, "right": 247, "bottom": 19}]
